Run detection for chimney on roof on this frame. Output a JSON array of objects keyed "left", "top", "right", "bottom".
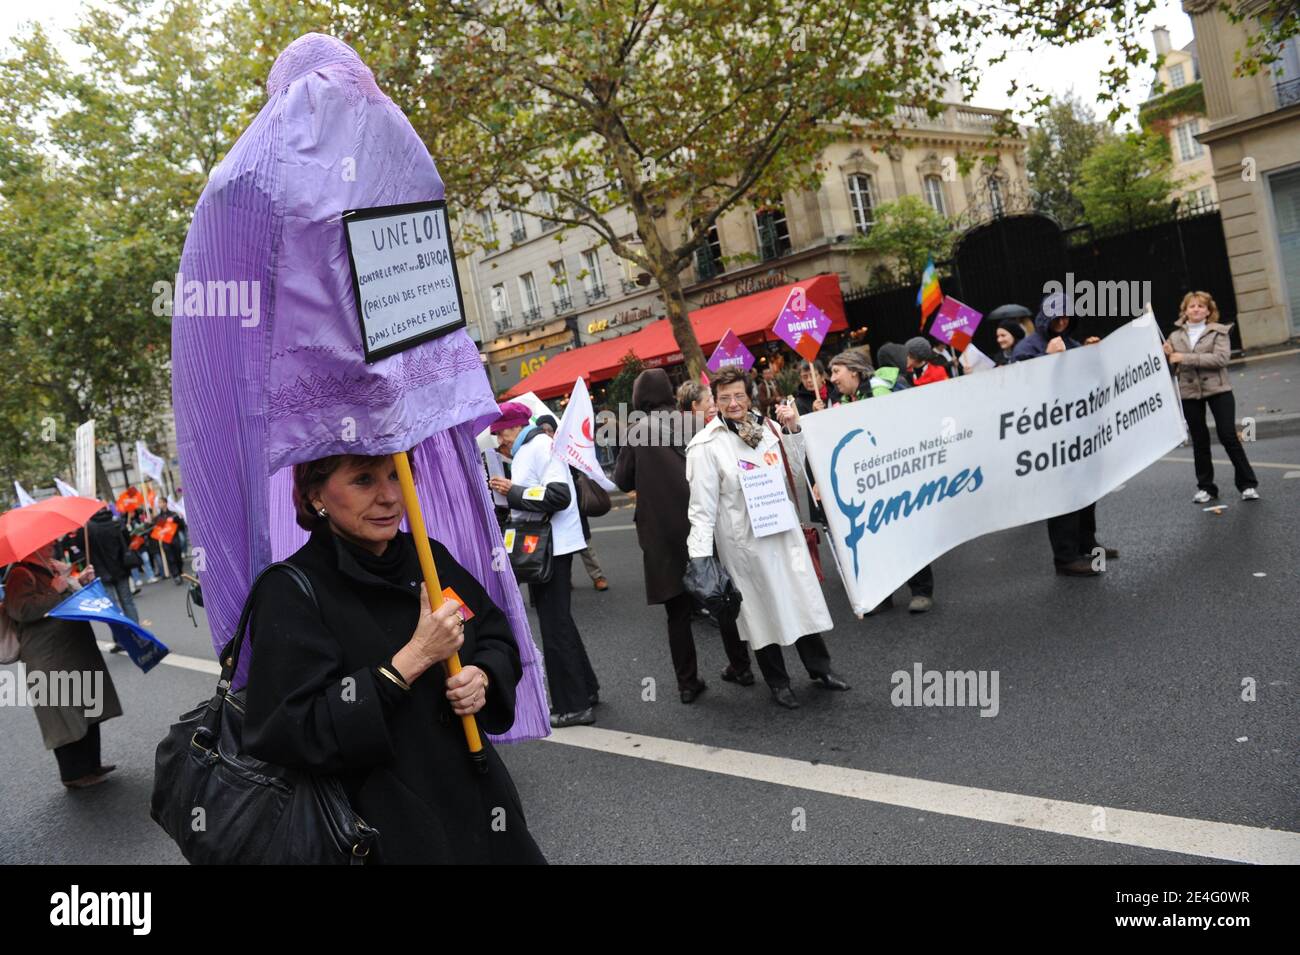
[{"left": 1153, "top": 26, "right": 1171, "bottom": 56}]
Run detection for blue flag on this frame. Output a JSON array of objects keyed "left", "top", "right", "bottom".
[{"left": 46, "top": 580, "right": 170, "bottom": 673}]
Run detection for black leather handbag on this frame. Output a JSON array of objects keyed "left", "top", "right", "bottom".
[
  {"left": 683, "top": 556, "right": 743, "bottom": 627},
  {"left": 503, "top": 516, "right": 554, "bottom": 585},
  {"left": 150, "top": 562, "right": 379, "bottom": 865}
]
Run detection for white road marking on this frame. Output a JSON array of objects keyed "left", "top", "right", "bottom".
[
  {"left": 541, "top": 726, "right": 1300, "bottom": 865},
  {"left": 590, "top": 524, "right": 635, "bottom": 533},
  {"left": 1231, "top": 347, "right": 1300, "bottom": 364},
  {"left": 97, "top": 641, "right": 220, "bottom": 675},
  {"left": 1160, "top": 456, "right": 1300, "bottom": 470}
]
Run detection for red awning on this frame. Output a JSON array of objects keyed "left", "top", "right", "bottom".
[{"left": 503, "top": 273, "right": 846, "bottom": 400}]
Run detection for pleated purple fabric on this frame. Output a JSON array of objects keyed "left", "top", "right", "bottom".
[{"left": 171, "top": 34, "right": 549, "bottom": 741}]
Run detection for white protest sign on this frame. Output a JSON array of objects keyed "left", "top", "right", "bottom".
[
  {"left": 484, "top": 449, "right": 509, "bottom": 507},
  {"left": 136, "top": 441, "right": 165, "bottom": 482},
  {"left": 739, "top": 465, "right": 799, "bottom": 538},
  {"left": 74, "top": 420, "right": 96, "bottom": 498},
  {"left": 801, "top": 318, "right": 1185, "bottom": 616},
  {"left": 342, "top": 200, "right": 466, "bottom": 362},
  {"left": 960, "top": 342, "right": 997, "bottom": 374},
  {"left": 552, "top": 377, "right": 618, "bottom": 491}
]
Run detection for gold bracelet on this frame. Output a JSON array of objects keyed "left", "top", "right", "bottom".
[{"left": 377, "top": 665, "right": 411, "bottom": 692}]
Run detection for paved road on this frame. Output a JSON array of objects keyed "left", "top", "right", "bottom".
[{"left": 2, "top": 436, "right": 1297, "bottom": 864}]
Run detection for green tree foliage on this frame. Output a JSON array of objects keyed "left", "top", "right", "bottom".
[
  {"left": 0, "top": 0, "right": 253, "bottom": 497},
  {"left": 1076, "top": 131, "right": 1182, "bottom": 231},
  {"left": 602, "top": 353, "right": 645, "bottom": 412},
  {"left": 1027, "top": 93, "right": 1117, "bottom": 230},
  {"left": 849, "top": 195, "right": 953, "bottom": 284}
]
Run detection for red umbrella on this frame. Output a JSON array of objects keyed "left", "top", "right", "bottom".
[{"left": 0, "top": 496, "right": 105, "bottom": 566}]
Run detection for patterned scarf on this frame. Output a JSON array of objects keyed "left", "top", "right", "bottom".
[{"left": 723, "top": 411, "right": 766, "bottom": 448}]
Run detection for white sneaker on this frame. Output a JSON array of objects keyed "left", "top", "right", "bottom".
[
  {"left": 1192, "top": 490, "right": 1215, "bottom": 504},
  {"left": 1241, "top": 488, "right": 1260, "bottom": 501}
]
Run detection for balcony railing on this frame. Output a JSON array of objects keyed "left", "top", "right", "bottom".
[
  {"left": 1277, "top": 78, "right": 1300, "bottom": 109},
  {"left": 620, "top": 277, "right": 640, "bottom": 295},
  {"left": 584, "top": 283, "right": 608, "bottom": 304},
  {"left": 553, "top": 294, "right": 574, "bottom": 315},
  {"left": 510, "top": 226, "right": 527, "bottom": 244},
  {"left": 520, "top": 306, "right": 543, "bottom": 325},
  {"left": 540, "top": 219, "right": 561, "bottom": 232},
  {"left": 494, "top": 317, "right": 514, "bottom": 334}
]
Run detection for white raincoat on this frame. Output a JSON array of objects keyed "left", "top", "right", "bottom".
[{"left": 685, "top": 414, "right": 833, "bottom": 650}]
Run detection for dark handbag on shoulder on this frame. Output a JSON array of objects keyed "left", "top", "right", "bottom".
[
  {"left": 150, "top": 562, "right": 379, "bottom": 865},
  {"left": 575, "top": 471, "right": 612, "bottom": 518},
  {"left": 503, "top": 516, "right": 554, "bottom": 584},
  {"left": 767, "top": 421, "right": 824, "bottom": 582}
]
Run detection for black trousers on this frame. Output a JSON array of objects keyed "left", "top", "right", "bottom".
[
  {"left": 531, "top": 555, "right": 599, "bottom": 714},
  {"left": 669, "top": 595, "right": 753, "bottom": 689},
  {"left": 1047, "top": 502, "right": 1098, "bottom": 565},
  {"left": 908, "top": 564, "right": 934, "bottom": 597},
  {"left": 1183, "top": 392, "right": 1258, "bottom": 495},
  {"left": 54, "top": 722, "right": 101, "bottom": 782},
  {"left": 750, "top": 634, "right": 833, "bottom": 690}
]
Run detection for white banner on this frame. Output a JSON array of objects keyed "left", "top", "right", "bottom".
[
  {"left": 13, "top": 481, "right": 35, "bottom": 507},
  {"left": 801, "top": 318, "right": 1185, "bottom": 616},
  {"left": 552, "top": 377, "right": 618, "bottom": 491},
  {"left": 74, "top": 420, "right": 96, "bottom": 498},
  {"left": 136, "top": 441, "right": 165, "bottom": 483},
  {"left": 167, "top": 495, "right": 186, "bottom": 521},
  {"left": 54, "top": 477, "right": 79, "bottom": 498}
]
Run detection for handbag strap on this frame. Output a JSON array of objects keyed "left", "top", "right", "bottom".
[
  {"left": 766, "top": 420, "right": 802, "bottom": 512},
  {"left": 205, "top": 562, "right": 316, "bottom": 727}
]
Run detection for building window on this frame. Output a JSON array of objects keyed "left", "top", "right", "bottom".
[
  {"left": 987, "top": 176, "right": 1005, "bottom": 216},
  {"left": 478, "top": 209, "right": 496, "bottom": 246},
  {"left": 549, "top": 261, "right": 573, "bottom": 313},
  {"left": 694, "top": 223, "right": 724, "bottom": 281},
  {"left": 754, "top": 205, "right": 791, "bottom": 261},
  {"left": 923, "top": 175, "right": 947, "bottom": 216},
  {"left": 1174, "top": 120, "right": 1204, "bottom": 161},
  {"left": 518, "top": 272, "right": 541, "bottom": 324},
  {"left": 1187, "top": 186, "right": 1213, "bottom": 210},
  {"left": 537, "top": 192, "right": 559, "bottom": 231},
  {"left": 847, "top": 174, "right": 876, "bottom": 234},
  {"left": 489, "top": 283, "right": 511, "bottom": 331},
  {"left": 510, "top": 209, "right": 527, "bottom": 243},
  {"left": 581, "top": 249, "right": 607, "bottom": 302},
  {"left": 1168, "top": 63, "right": 1186, "bottom": 89}
]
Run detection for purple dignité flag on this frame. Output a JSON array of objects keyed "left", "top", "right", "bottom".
[
  {"left": 706, "top": 329, "right": 756, "bottom": 373},
  {"left": 170, "top": 34, "right": 547, "bottom": 741}
]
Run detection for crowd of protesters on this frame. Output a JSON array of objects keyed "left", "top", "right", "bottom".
[{"left": 486, "top": 288, "right": 1257, "bottom": 714}]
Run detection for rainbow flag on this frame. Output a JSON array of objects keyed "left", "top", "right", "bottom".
[{"left": 916, "top": 257, "right": 942, "bottom": 325}]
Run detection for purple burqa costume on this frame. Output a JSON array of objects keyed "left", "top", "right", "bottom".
[{"left": 171, "top": 33, "right": 548, "bottom": 741}]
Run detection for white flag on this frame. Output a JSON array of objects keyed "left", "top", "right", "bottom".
[
  {"left": 54, "top": 477, "right": 79, "bottom": 497},
  {"left": 960, "top": 342, "right": 998, "bottom": 375},
  {"left": 75, "top": 420, "right": 96, "bottom": 497},
  {"left": 167, "top": 495, "right": 186, "bottom": 521},
  {"left": 136, "top": 441, "right": 165, "bottom": 482},
  {"left": 552, "top": 377, "right": 617, "bottom": 491},
  {"left": 13, "top": 481, "right": 35, "bottom": 507}
]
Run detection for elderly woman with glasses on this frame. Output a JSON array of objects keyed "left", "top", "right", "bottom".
[{"left": 684, "top": 367, "right": 850, "bottom": 709}]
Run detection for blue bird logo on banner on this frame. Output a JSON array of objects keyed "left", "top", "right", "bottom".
[{"left": 46, "top": 580, "right": 170, "bottom": 673}]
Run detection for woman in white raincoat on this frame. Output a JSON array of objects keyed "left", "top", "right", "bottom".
[{"left": 685, "top": 366, "right": 850, "bottom": 709}]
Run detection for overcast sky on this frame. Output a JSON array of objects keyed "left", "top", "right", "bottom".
[{"left": 2, "top": 0, "right": 1195, "bottom": 131}]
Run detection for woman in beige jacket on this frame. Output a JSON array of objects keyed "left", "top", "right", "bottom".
[{"left": 1163, "top": 291, "right": 1259, "bottom": 503}]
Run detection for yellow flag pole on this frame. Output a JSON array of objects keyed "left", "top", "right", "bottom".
[{"left": 393, "top": 449, "right": 488, "bottom": 773}]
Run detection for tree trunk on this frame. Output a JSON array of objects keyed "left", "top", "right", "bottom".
[{"left": 655, "top": 267, "right": 707, "bottom": 380}]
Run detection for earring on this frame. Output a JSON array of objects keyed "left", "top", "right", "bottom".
[{"left": 317, "top": 506, "right": 327, "bottom": 517}]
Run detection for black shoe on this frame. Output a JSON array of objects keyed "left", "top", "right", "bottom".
[
  {"left": 109, "top": 645, "right": 126, "bottom": 654},
  {"left": 770, "top": 686, "right": 800, "bottom": 709},
  {"left": 1093, "top": 544, "right": 1119, "bottom": 559},
  {"left": 550, "top": 708, "right": 596, "bottom": 728},
  {"left": 1055, "top": 559, "right": 1100, "bottom": 577},
  {"left": 720, "top": 665, "right": 755, "bottom": 687},
  {"left": 680, "top": 680, "right": 708, "bottom": 704},
  {"left": 588, "top": 691, "right": 600, "bottom": 707},
  {"left": 812, "top": 671, "right": 851, "bottom": 691}
]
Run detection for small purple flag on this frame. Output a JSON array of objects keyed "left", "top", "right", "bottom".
[
  {"left": 929, "top": 296, "right": 983, "bottom": 351},
  {"left": 706, "top": 328, "right": 756, "bottom": 373},
  {"left": 772, "top": 287, "right": 831, "bottom": 361}
]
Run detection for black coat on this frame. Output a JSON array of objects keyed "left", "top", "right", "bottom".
[
  {"left": 613, "top": 369, "right": 693, "bottom": 604},
  {"left": 241, "top": 527, "right": 546, "bottom": 865},
  {"left": 85, "top": 510, "right": 133, "bottom": 582}
]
